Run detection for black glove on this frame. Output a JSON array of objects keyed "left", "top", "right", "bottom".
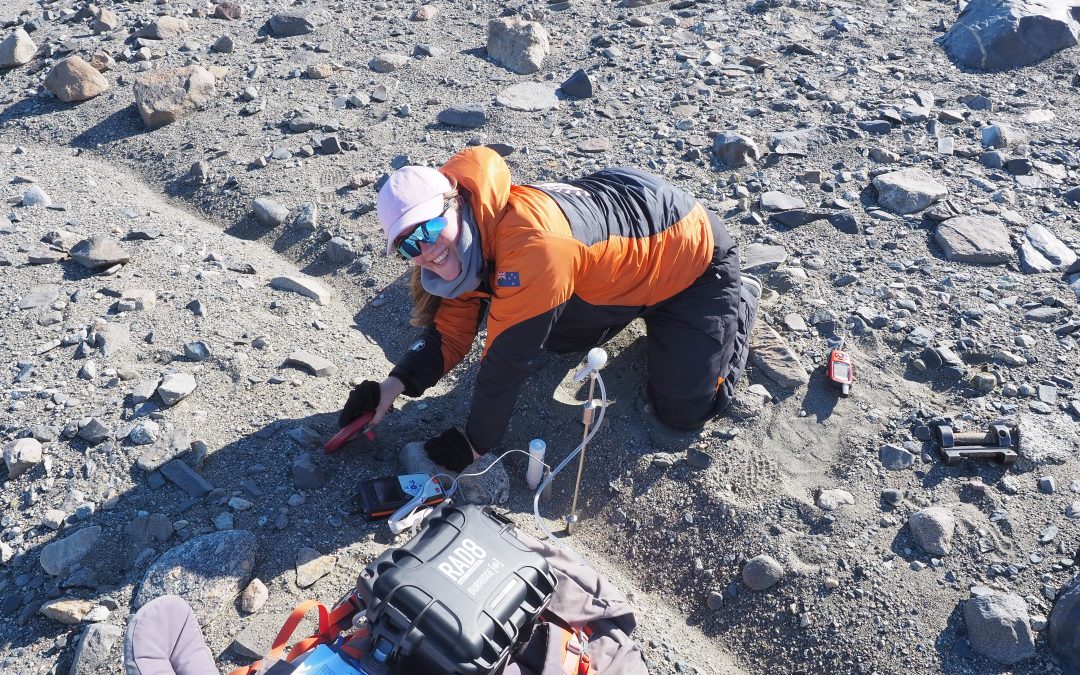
[
  {"left": 424, "top": 427, "right": 478, "bottom": 472},
  {"left": 338, "top": 380, "right": 381, "bottom": 429}
]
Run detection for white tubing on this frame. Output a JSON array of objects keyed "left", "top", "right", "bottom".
[{"left": 388, "top": 368, "right": 608, "bottom": 561}]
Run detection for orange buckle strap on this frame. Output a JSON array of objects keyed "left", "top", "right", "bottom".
[{"left": 229, "top": 599, "right": 334, "bottom": 675}]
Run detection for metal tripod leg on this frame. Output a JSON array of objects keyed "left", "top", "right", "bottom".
[{"left": 566, "top": 376, "right": 597, "bottom": 535}]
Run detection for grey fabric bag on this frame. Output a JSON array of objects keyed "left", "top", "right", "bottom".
[{"left": 503, "top": 532, "right": 648, "bottom": 675}]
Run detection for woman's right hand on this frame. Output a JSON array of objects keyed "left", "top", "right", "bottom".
[{"left": 371, "top": 376, "right": 405, "bottom": 426}]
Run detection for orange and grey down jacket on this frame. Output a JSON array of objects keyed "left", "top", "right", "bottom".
[{"left": 389, "top": 146, "right": 737, "bottom": 450}]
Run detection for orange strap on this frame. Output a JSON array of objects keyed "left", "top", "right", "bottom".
[
  {"left": 549, "top": 618, "right": 593, "bottom": 675},
  {"left": 228, "top": 599, "right": 336, "bottom": 675}
]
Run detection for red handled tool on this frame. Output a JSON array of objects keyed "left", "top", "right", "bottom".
[
  {"left": 324, "top": 412, "right": 375, "bottom": 454},
  {"left": 827, "top": 349, "right": 854, "bottom": 395}
]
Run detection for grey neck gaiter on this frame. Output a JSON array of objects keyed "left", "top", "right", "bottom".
[{"left": 420, "top": 201, "right": 484, "bottom": 299}]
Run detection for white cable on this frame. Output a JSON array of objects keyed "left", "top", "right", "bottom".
[
  {"left": 389, "top": 450, "right": 551, "bottom": 534},
  {"left": 389, "top": 363, "right": 608, "bottom": 557}
]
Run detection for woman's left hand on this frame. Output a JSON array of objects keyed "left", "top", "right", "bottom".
[{"left": 424, "top": 427, "right": 482, "bottom": 472}]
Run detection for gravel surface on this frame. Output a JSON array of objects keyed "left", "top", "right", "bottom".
[{"left": 2, "top": 0, "right": 1079, "bottom": 674}]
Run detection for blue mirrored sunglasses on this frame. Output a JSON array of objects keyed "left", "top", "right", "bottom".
[{"left": 396, "top": 216, "right": 448, "bottom": 260}]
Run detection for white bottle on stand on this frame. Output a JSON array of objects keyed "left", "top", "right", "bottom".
[{"left": 526, "top": 438, "right": 546, "bottom": 490}]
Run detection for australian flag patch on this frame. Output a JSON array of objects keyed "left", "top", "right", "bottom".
[{"left": 496, "top": 271, "right": 521, "bottom": 288}]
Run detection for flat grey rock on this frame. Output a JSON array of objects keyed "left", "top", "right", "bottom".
[
  {"left": 295, "top": 547, "right": 336, "bottom": 588},
  {"left": 964, "top": 592, "right": 1036, "bottom": 665},
  {"left": 759, "top": 191, "right": 806, "bottom": 212},
  {"left": 270, "top": 276, "right": 331, "bottom": 305},
  {"left": 136, "top": 530, "right": 257, "bottom": 623},
  {"left": 157, "top": 373, "right": 197, "bottom": 406},
  {"left": 438, "top": 104, "right": 486, "bottom": 128},
  {"left": 934, "top": 216, "right": 1012, "bottom": 265},
  {"left": 231, "top": 611, "right": 318, "bottom": 660},
  {"left": 69, "top": 236, "right": 130, "bottom": 270},
  {"left": 161, "top": 459, "right": 212, "bottom": 497},
  {"left": 1019, "top": 224, "right": 1077, "bottom": 273},
  {"left": 909, "top": 506, "right": 955, "bottom": 556},
  {"left": 742, "top": 243, "right": 787, "bottom": 271},
  {"left": 284, "top": 350, "right": 337, "bottom": 377},
  {"left": 940, "top": 0, "right": 1079, "bottom": 71},
  {"left": 40, "top": 526, "right": 101, "bottom": 576},
  {"left": 873, "top": 168, "right": 948, "bottom": 214},
  {"left": 496, "top": 82, "right": 559, "bottom": 111},
  {"left": 749, "top": 325, "right": 808, "bottom": 388}
]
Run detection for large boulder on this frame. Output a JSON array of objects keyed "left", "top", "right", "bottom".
[
  {"left": 134, "top": 66, "right": 217, "bottom": 130},
  {"left": 487, "top": 18, "right": 550, "bottom": 74},
  {"left": 44, "top": 56, "right": 109, "bottom": 103},
  {"left": 1049, "top": 575, "right": 1080, "bottom": 670},
  {"left": 135, "top": 530, "right": 257, "bottom": 623},
  {"left": 0, "top": 27, "right": 36, "bottom": 68},
  {"left": 964, "top": 592, "right": 1036, "bottom": 665},
  {"left": 940, "top": 0, "right": 1080, "bottom": 71}
]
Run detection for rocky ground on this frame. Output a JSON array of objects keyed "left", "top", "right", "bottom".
[{"left": 2, "top": 0, "right": 1080, "bottom": 674}]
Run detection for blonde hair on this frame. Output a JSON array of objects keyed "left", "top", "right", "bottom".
[{"left": 409, "top": 266, "right": 441, "bottom": 327}]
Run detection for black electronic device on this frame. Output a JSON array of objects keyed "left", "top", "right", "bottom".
[
  {"left": 348, "top": 474, "right": 445, "bottom": 521},
  {"left": 356, "top": 503, "right": 558, "bottom": 675}
]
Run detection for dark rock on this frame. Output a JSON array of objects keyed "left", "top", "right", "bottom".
[
  {"left": 438, "top": 104, "right": 486, "bottom": 128},
  {"left": 161, "top": 459, "right": 212, "bottom": 497},
  {"left": 940, "top": 0, "right": 1079, "bottom": 71},
  {"left": 1049, "top": 574, "right": 1080, "bottom": 670},
  {"left": 560, "top": 69, "right": 593, "bottom": 98}
]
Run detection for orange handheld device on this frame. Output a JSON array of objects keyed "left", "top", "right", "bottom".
[{"left": 827, "top": 349, "right": 854, "bottom": 395}]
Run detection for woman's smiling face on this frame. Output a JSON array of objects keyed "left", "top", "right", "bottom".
[{"left": 410, "top": 202, "right": 461, "bottom": 280}]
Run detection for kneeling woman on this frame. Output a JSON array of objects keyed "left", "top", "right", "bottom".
[{"left": 339, "top": 146, "right": 757, "bottom": 471}]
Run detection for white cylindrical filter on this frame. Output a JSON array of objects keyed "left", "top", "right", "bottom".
[{"left": 526, "top": 438, "right": 546, "bottom": 490}]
